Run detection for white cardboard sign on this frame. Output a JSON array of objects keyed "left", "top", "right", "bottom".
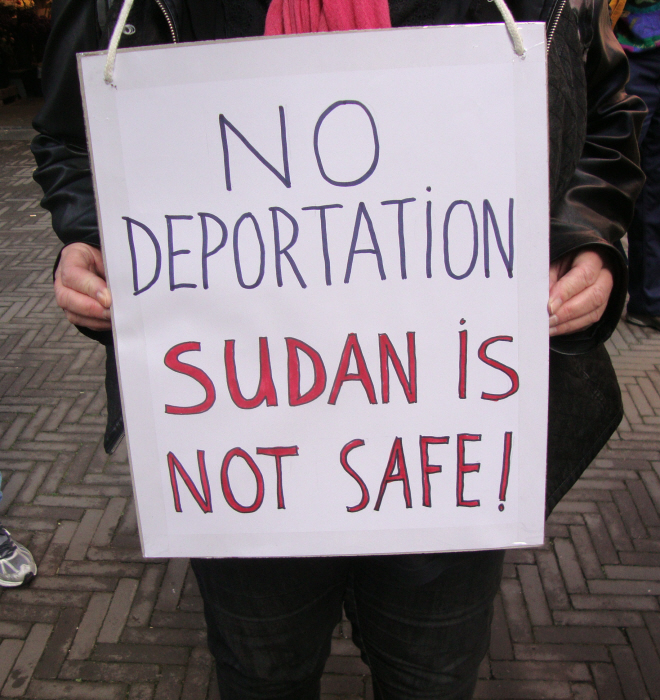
[{"left": 79, "top": 23, "right": 549, "bottom": 558}]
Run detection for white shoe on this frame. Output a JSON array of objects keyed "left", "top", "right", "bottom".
[{"left": 0, "top": 527, "right": 37, "bottom": 587}]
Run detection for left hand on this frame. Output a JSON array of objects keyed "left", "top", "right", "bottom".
[{"left": 548, "top": 248, "right": 614, "bottom": 336}]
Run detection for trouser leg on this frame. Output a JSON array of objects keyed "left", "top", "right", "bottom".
[
  {"left": 626, "top": 48, "right": 660, "bottom": 316},
  {"left": 191, "top": 556, "right": 349, "bottom": 700},
  {"left": 347, "top": 550, "right": 505, "bottom": 700}
]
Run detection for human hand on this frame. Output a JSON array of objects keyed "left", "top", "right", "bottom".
[
  {"left": 54, "top": 243, "right": 112, "bottom": 330},
  {"left": 548, "top": 248, "right": 613, "bottom": 336}
]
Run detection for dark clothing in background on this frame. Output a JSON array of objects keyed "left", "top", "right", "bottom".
[{"left": 626, "top": 46, "right": 660, "bottom": 317}]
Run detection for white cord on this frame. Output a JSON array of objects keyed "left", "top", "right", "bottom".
[
  {"left": 104, "top": 0, "right": 136, "bottom": 85},
  {"left": 490, "top": 0, "right": 526, "bottom": 56}
]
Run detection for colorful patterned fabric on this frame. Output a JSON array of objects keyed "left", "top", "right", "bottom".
[
  {"left": 610, "top": 0, "right": 627, "bottom": 26},
  {"left": 616, "top": 0, "right": 660, "bottom": 52}
]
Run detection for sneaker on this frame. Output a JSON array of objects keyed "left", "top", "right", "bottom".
[
  {"left": 0, "top": 527, "right": 37, "bottom": 587},
  {"left": 626, "top": 311, "right": 660, "bottom": 332}
]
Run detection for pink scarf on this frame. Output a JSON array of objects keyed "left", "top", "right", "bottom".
[{"left": 264, "top": 0, "right": 391, "bottom": 34}]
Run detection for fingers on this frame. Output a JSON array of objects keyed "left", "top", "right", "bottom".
[
  {"left": 548, "top": 280, "right": 610, "bottom": 335},
  {"left": 548, "top": 255, "right": 571, "bottom": 290},
  {"left": 54, "top": 243, "right": 112, "bottom": 331},
  {"left": 548, "top": 250, "right": 599, "bottom": 312},
  {"left": 548, "top": 249, "right": 613, "bottom": 337}
]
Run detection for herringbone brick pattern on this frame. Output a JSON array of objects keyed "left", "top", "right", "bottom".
[{"left": 1, "top": 140, "right": 660, "bottom": 699}]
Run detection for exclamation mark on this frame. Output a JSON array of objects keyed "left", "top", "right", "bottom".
[{"left": 498, "top": 431, "right": 513, "bottom": 511}]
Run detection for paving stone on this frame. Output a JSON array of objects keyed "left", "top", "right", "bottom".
[
  {"left": 570, "top": 594, "right": 659, "bottom": 611},
  {"left": 535, "top": 550, "right": 570, "bottom": 610},
  {"left": 126, "top": 564, "right": 166, "bottom": 628},
  {"left": 500, "top": 579, "right": 533, "bottom": 643},
  {"left": 2, "top": 622, "right": 52, "bottom": 697},
  {"left": 180, "top": 646, "right": 213, "bottom": 700},
  {"left": 613, "top": 490, "right": 649, "bottom": 539},
  {"left": 0, "top": 639, "right": 24, "bottom": 690},
  {"left": 92, "top": 643, "right": 189, "bottom": 666},
  {"left": 154, "top": 560, "right": 188, "bottom": 613},
  {"left": 594, "top": 504, "right": 633, "bottom": 554},
  {"left": 513, "top": 643, "right": 609, "bottom": 663},
  {"left": 152, "top": 665, "right": 185, "bottom": 700},
  {"left": 148, "top": 611, "right": 205, "bottom": 630},
  {"left": 591, "top": 662, "right": 625, "bottom": 700},
  {"left": 552, "top": 610, "right": 645, "bottom": 627},
  {"left": 572, "top": 682, "right": 599, "bottom": 700},
  {"left": 554, "top": 538, "right": 588, "bottom": 594},
  {"left": 569, "top": 524, "right": 605, "bottom": 579},
  {"left": 473, "top": 679, "right": 572, "bottom": 698},
  {"left": 610, "top": 645, "right": 649, "bottom": 700},
  {"left": 32, "top": 608, "right": 83, "bottom": 681},
  {"left": 644, "top": 612, "right": 660, "bottom": 658},
  {"left": 588, "top": 579, "right": 660, "bottom": 595},
  {"left": 618, "top": 551, "right": 660, "bottom": 565},
  {"left": 518, "top": 565, "right": 552, "bottom": 626},
  {"left": 126, "top": 683, "right": 155, "bottom": 700},
  {"left": 604, "top": 565, "right": 660, "bottom": 581},
  {"left": 533, "top": 626, "right": 627, "bottom": 645},
  {"left": 59, "top": 660, "right": 160, "bottom": 683},
  {"left": 321, "top": 675, "right": 366, "bottom": 696},
  {"left": 64, "top": 510, "right": 104, "bottom": 561},
  {"left": 323, "top": 657, "right": 371, "bottom": 675},
  {"left": 67, "top": 593, "right": 112, "bottom": 661},
  {"left": 488, "top": 593, "right": 513, "bottom": 661},
  {"left": 627, "top": 627, "right": 660, "bottom": 700},
  {"left": 490, "top": 660, "right": 591, "bottom": 681},
  {"left": 96, "top": 578, "right": 139, "bottom": 644},
  {"left": 0, "top": 622, "right": 30, "bottom": 640},
  {"left": 23, "top": 680, "right": 126, "bottom": 699},
  {"left": 120, "top": 628, "right": 206, "bottom": 647},
  {"left": 628, "top": 480, "right": 660, "bottom": 528},
  {"left": 57, "top": 561, "right": 143, "bottom": 578},
  {"left": 0, "top": 604, "right": 59, "bottom": 625},
  {"left": 640, "top": 471, "right": 660, "bottom": 512},
  {"left": 90, "top": 497, "right": 127, "bottom": 548},
  {"left": 29, "top": 575, "right": 116, "bottom": 592}
]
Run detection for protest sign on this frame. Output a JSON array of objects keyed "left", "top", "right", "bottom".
[{"left": 79, "top": 23, "right": 549, "bottom": 558}]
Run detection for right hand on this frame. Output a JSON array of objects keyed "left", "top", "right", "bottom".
[{"left": 54, "top": 243, "right": 112, "bottom": 331}]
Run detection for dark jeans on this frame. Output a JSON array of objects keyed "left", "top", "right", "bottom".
[
  {"left": 627, "top": 46, "right": 660, "bottom": 316},
  {"left": 192, "top": 549, "right": 505, "bottom": 700}
]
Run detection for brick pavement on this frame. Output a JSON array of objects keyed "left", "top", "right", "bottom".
[{"left": 1, "top": 139, "right": 660, "bottom": 699}]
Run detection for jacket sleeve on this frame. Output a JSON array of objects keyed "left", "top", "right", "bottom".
[
  {"left": 32, "top": 0, "right": 176, "bottom": 248},
  {"left": 31, "top": 0, "right": 102, "bottom": 249},
  {"left": 549, "top": 0, "right": 646, "bottom": 354}
]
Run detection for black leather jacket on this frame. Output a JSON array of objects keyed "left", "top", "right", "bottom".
[{"left": 32, "top": 0, "right": 645, "bottom": 511}]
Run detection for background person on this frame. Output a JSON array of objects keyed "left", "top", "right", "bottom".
[{"left": 614, "top": 0, "right": 660, "bottom": 330}]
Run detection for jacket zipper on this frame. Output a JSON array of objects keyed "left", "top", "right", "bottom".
[
  {"left": 546, "top": 0, "right": 567, "bottom": 51},
  {"left": 153, "top": 0, "right": 178, "bottom": 43}
]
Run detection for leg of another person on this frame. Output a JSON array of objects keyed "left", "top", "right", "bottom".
[
  {"left": 348, "top": 549, "right": 505, "bottom": 700},
  {"left": 626, "top": 47, "right": 660, "bottom": 325},
  {"left": 191, "top": 556, "right": 350, "bottom": 700},
  {"left": 0, "top": 473, "right": 38, "bottom": 587}
]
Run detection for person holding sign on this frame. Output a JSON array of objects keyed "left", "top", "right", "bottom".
[{"left": 32, "top": 0, "right": 644, "bottom": 698}]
